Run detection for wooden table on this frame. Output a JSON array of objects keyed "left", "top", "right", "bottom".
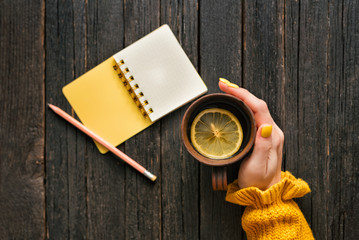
[{"left": 1, "top": 1, "right": 358, "bottom": 239}]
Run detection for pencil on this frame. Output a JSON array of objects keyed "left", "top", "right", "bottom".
[{"left": 48, "top": 103, "right": 157, "bottom": 182}]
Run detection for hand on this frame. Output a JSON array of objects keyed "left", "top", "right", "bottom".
[{"left": 219, "top": 79, "right": 284, "bottom": 190}]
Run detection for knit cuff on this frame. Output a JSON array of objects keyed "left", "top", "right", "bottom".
[{"left": 225, "top": 171, "right": 311, "bottom": 208}]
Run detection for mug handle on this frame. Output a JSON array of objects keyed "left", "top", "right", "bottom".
[{"left": 212, "top": 167, "right": 228, "bottom": 191}]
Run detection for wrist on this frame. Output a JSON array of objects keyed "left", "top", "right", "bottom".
[
  {"left": 237, "top": 172, "right": 282, "bottom": 191},
  {"left": 227, "top": 171, "right": 311, "bottom": 208}
]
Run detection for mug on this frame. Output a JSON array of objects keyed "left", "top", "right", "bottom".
[{"left": 181, "top": 93, "right": 256, "bottom": 190}]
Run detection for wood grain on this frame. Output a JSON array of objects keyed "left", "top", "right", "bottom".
[
  {"left": 333, "top": 1, "right": 359, "bottom": 239},
  {"left": 326, "top": 1, "right": 345, "bottom": 239},
  {"left": 295, "top": 1, "right": 329, "bottom": 238},
  {"left": 283, "top": 0, "right": 300, "bottom": 182},
  {"left": 0, "top": 0, "right": 45, "bottom": 239},
  {"left": 45, "top": 0, "right": 86, "bottom": 238},
  {"left": 243, "top": 0, "right": 285, "bottom": 125}
]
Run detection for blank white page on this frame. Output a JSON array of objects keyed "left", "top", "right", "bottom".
[{"left": 113, "top": 25, "right": 207, "bottom": 122}]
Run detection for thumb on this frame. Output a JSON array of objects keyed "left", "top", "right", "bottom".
[{"left": 250, "top": 124, "right": 273, "bottom": 164}]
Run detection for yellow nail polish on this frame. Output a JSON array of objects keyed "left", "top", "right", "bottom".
[
  {"left": 219, "top": 78, "right": 230, "bottom": 84},
  {"left": 261, "top": 125, "right": 272, "bottom": 138},
  {"left": 227, "top": 82, "right": 239, "bottom": 88},
  {"left": 219, "top": 78, "right": 239, "bottom": 88}
]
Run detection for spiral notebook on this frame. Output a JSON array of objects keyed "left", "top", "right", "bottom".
[{"left": 62, "top": 25, "right": 207, "bottom": 153}]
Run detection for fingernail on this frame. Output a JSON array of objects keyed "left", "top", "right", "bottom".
[
  {"left": 227, "top": 82, "right": 239, "bottom": 88},
  {"left": 261, "top": 125, "right": 273, "bottom": 138},
  {"left": 219, "top": 78, "right": 239, "bottom": 88},
  {"left": 219, "top": 78, "right": 230, "bottom": 84}
]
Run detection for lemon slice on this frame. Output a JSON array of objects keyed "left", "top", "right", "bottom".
[{"left": 190, "top": 108, "right": 243, "bottom": 159}]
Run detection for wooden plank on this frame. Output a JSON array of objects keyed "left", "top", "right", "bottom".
[
  {"left": 160, "top": 1, "right": 200, "bottom": 239},
  {"left": 295, "top": 0, "right": 329, "bottom": 238},
  {"left": 68, "top": 1, "right": 88, "bottom": 239},
  {"left": 85, "top": 1, "right": 126, "bottom": 239},
  {"left": 45, "top": 0, "right": 87, "bottom": 238},
  {"left": 243, "top": 0, "right": 285, "bottom": 126},
  {"left": 283, "top": 0, "right": 300, "bottom": 180},
  {"left": 0, "top": 0, "right": 45, "bottom": 239},
  {"left": 199, "top": 1, "right": 244, "bottom": 239},
  {"left": 326, "top": 1, "right": 345, "bottom": 239},
  {"left": 122, "top": 1, "right": 161, "bottom": 239},
  {"left": 336, "top": 1, "right": 359, "bottom": 239}
]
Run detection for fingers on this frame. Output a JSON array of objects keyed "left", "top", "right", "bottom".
[
  {"left": 219, "top": 80, "right": 274, "bottom": 127},
  {"left": 251, "top": 125, "right": 273, "bottom": 169},
  {"left": 237, "top": 124, "right": 273, "bottom": 189},
  {"left": 257, "top": 124, "right": 284, "bottom": 180},
  {"left": 273, "top": 125, "right": 284, "bottom": 173}
]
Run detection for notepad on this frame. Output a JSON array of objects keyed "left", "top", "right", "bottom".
[{"left": 63, "top": 25, "right": 207, "bottom": 153}]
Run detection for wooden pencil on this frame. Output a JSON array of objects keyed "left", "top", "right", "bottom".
[{"left": 48, "top": 103, "right": 157, "bottom": 181}]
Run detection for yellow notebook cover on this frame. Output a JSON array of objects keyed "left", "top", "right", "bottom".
[
  {"left": 63, "top": 25, "right": 207, "bottom": 154},
  {"left": 63, "top": 57, "right": 152, "bottom": 153}
]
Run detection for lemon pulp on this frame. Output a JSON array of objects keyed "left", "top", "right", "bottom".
[{"left": 190, "top": 108, "right": 243, "bottom": 159}]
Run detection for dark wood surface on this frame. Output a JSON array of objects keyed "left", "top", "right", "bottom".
[{"left": 1, "top": 0, "right": 358, "bottom": 239}]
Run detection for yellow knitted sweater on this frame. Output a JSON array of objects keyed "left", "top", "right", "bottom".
[{"left": 226, "top": 171, "right": 314, "bottom": 240}]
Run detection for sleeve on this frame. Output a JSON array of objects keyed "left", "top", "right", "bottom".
[{"left": 225, "top": 171, "right": 315, "bottom": 240}]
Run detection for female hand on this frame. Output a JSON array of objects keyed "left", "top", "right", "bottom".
[{"left": 219, "top": 78, "right": 284, "bottom": 190}]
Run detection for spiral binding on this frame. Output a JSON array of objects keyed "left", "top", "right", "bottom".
[{"left": 113, "top": 60, "right": 153, "bottom": 117}]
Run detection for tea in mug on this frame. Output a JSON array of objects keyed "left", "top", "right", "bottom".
[{"left": 190, "top": 108, "right": 243, "bottom": 159}]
